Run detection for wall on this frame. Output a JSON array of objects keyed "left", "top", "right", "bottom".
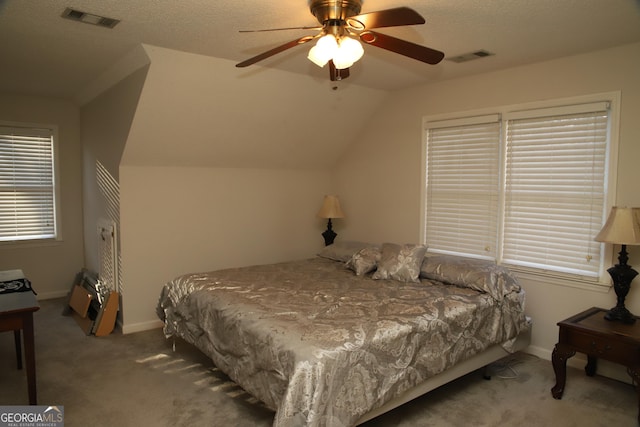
[
  {"left": 120, "top": 166, "right": 331, "bottom": 331},
  {"left": 81, "top": 65, "right": 149, "bottom": 274},
  {"left": 334, "top": 42, "right": 640, "bottom": 372},
  {"left": 116, "top": 46, "right": 389, "bottom": 332},
  {"left": 122, "top": 45, "right": 388, "bottom": 170},
  {"left": 0, "top": 94, "right": 84, "bottom": 298}
]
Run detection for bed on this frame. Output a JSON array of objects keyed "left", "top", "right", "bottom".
[{"left": 157, "top": 242, "right": 531, "bottom": 427}]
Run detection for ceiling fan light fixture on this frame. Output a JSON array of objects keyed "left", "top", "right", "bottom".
[
  {"left": 308, "top": 34, "right": 339, "bottom": 67},
  {"left": 336, "top": 36, "right": 363, "bottom": 66},
  {"left": 308, "top": 34, "right": 363, "bottom": 69},
  {"left": 308, "top": 46, "right": 329, "bottom": 67},
  {"left": 238, "top": 3, "right": 446, "bottom": 80}
]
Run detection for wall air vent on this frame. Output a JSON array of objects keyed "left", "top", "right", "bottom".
[
  {"left": 447, "top": 50, "right": 494, "bottom": 63},
  {"left": 61, "top": 7, "right": 120, "bottom": 29}
]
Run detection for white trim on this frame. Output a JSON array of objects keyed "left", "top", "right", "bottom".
[
  {"left": 511, "top": 267, "right": 610, "bottom": 293},
  {"left": 52, "top": 124, "right": 63, "bottom": 241},
  {"left": 35, "top": 289, "right": 70, "bottom": 300},
  {"left": 424, "top": 113, "right": 501, "bottom": 129},
  {"left": 504, "top": 101, "right": 611, "bottom": 120},
  {"left": 122, "top": 319, "right": 164, "bottom": 334},
  {"left": 422, "top": 92, "right": 620, "bottom": 125},
  {"left": 0, "top": 120, "right": 63, "bottom": 243},
  {"left": 600, "top": 92, "right": 621, "bottom": 272},
  {"left": 419, "top": 130, "right": 428, "bottom": 244},
  {"left": 0, "top": 238, "right": 63, "bottom": 249},
  {"left": 421, "top": 91, "right": 621, "bottom": 288}
]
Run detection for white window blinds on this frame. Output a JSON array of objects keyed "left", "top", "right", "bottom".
[
  {"left": 0, "top": 126, "right": 57, "bottom": 241},
  {"left": 425, "top": 115, "right": 501, "bottom": 258},
  {"left": 423, "top": 98, "right": 614, "bottom": 281},
  {"left": 502, "top": 103, "right": 609, "bottom": 276}
]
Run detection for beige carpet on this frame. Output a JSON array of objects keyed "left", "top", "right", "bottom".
[{"left": 0, "top": 298, "right": 637, "bottom": 426}]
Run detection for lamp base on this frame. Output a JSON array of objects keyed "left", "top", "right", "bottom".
[
  {"left": 321, "top": 218, "right": 337, "bottom": 246},
  {"left": 322, "top": 228, "right": 337, "bottom": 246},
  {"left": 603, "top": 244, "right": 638, "bottom": 325},
  {"left": 604, "top": 306, "right": 636, "bottom": 324}
]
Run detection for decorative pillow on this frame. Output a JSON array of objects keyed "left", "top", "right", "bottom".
[
  {"left": 346, "top": 246, "right": 381, "bottom": 276},
  {"left": 372, "top": 243, "right": 428, "bottom": 283},
  {"left": 317, "top": 241, "right": 374, "bottom": 263},
  {"left": 420, "top": 254, "right": 521, "bottom": 300}
]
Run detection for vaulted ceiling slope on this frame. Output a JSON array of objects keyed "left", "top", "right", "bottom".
[
  {"left": 119, "top": 45, "right": 387, "bottom": 169},
  {"left": 1, "top": 0, "right": 640, "bottom": 101}
]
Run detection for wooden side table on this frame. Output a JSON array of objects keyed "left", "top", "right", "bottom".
[
  {"left": 551, "top": 307, "right": 640, "bottom": 423},
  {"left": 0, "top": 270, "right": 40, "bottom": 405}
]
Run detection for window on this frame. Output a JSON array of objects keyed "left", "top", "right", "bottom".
[
  {"left": 0, "top": 124, "right": 59, "bottom": 242},
  {"left": 423, "top": 115, "right": 502, "bottom": 258},
  {"left": 422, "top": 94, "right": 618, "bottom": 284}
]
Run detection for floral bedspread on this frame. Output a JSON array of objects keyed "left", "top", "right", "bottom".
[{"left": 157, "top": 257, "right": 528, "bottom": 427}]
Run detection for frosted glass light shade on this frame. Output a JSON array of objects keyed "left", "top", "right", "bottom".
[
  {"left": 307, "top": 35, "right": 363, "bottom": 69},
  {"left": 334, "top": 37, "right": 364, "bottom": 69},
  {"left": 308, "top": 34, "right": 338, "bottom": 67}
]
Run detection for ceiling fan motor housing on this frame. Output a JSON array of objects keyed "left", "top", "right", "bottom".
[
  {"left": 236, "top": 2, "right": 445, "bottom": 74},
  {"left": 310, "top": 0, "right": 363, "bottom": 23}
]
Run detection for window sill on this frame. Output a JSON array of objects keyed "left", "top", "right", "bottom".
[
  {"left": 0, "top": 238, "right": 63, "bottom": 250},
  {"left": 510, "top": 267, "right": 611, "bottom": 294}
]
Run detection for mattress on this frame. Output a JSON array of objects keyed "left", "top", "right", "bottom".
[{"left": 157, "top": 256, "right": 529, "bottom": 427}]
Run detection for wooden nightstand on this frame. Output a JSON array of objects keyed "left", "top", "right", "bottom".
[{"left": 551, "top": 307, "right": 640, "bottom": 423}]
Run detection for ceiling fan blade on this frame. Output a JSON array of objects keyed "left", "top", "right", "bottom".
[
  {"left": 236, "top": 36, "right": 315, "bottom": 68},
  {"left": 360, "top": 31, "right": 444, "bottom": 65},
  {"left": 329, "top": 61, "right": 350, "bottom": 81},
  {"left": 348, "top": 7, "right": 425, "bottom": 30},
  {"left": 239, "top": 26, "right": 321, "bottom": 33}
]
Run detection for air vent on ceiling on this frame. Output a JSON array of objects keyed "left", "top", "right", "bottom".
[
  {"left": 61, "top": 7, "right": 120, "bottom": 29},
  {"left": 447, "top": 50, "right": 494, "bottom": 63}
]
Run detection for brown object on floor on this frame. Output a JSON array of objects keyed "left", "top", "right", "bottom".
[{"left": 68, "top": 272, "right": 118, "bottom": 337}]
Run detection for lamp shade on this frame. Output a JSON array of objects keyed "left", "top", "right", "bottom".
[
  {"left": 317, "top": 195, "right": 345, "bottom": 219},
  {"left": 595, "top": 207, "right": 640, "bottom": 245}
]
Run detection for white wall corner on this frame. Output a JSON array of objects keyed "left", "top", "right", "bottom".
[{"left": 75, "top": 44, "right": 151, "bottom": 106}]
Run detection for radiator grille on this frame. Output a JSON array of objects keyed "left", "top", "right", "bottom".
[
  {"left": 96, "top": 160, "right": 121, "bottom": 293},
  {"left": 97, "top": 218, "right": 119, "bottom": 293}
]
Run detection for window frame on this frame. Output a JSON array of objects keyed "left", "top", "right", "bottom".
[
  {"left": 420, "top": 92, "right": 620, "bottom": 288},
  {"left": 0, "top": 121, "right": 62, "bottom": 246}
]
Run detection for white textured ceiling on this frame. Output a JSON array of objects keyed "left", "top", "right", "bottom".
[{"left": 1, "top": 0, "right": 640, "bottom": 100}]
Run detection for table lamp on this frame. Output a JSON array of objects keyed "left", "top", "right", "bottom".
[
  {"left": 317, "top": 195, "right": 344, "bottom": 246},
  {"left": 594, "top": 207, "right": 640, "bottom": 324}
]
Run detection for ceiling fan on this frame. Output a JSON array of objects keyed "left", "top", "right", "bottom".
[{"left": 235, "top": 0, "right": 445, "bottom": 82}]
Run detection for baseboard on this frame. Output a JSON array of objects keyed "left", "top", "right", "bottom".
[
  {"left": 122, "top": 319, "right": 163, "bottom": 334},
  {"left": 38, "top": 292, "right": 163, "bottom": 335},
  {"left": 35, "top": 290, "right": 70, "bottom": 300},
  {"left": 524, "top": 344, "right": 632, "bottom": 385},
  {"left": 524, "top": 344, "right": 553, "bottom": 361},
  {"left": 525, "top": 344, "right": 588, "bottom": 371}
]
